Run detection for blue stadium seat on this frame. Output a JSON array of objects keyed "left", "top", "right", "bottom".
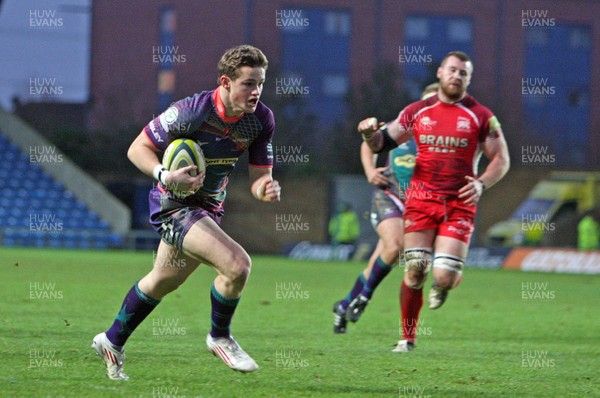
[
  {"left": 0, "top": 133, "right": 125, "bottom": 250},
  {"left": 6, "top": 217, "right": 20, "bottom": 227}
]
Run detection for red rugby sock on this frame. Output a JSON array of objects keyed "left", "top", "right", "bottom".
[{"left": 400, "top": 280, "right": 423, "bottom": 343}]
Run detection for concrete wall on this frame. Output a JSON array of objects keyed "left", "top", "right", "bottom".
[
  {"left": 220, "top": 175, "right": 329, "bottom": 254},
  {"left": 217, "top": 169, "right": 550, "bottom": 254}
]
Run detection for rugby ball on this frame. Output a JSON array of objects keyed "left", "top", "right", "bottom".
[{"left": 162, "top": 138, "right": 206, "bottom": 197}]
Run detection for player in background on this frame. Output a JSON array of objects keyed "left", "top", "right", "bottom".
[
  {"left": 358, "top": 51, "right": 510, "bottom": 351},
  {"left": 92, "top": 45, "right": 281, "bottom": 379},
  {"left": 333, "top": 84, "right": 438, "bottom": 334}
]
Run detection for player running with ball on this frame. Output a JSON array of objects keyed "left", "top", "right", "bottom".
[
  {"left": 92, "top": 45, "right": 280, "bottom": 379},
  {"left": 358, "top": 51, "right": 510, "bottom": 352}
]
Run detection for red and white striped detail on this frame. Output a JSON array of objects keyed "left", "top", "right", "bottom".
[
  {"left": 104, "top": 347, "right": 118, "bottom": 365},
  {"left": 211, "top": 345, "right": 233, "bottom": 367}
]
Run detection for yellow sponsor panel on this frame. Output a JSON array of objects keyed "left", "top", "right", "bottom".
[{"left": 205, "top": 158, "right": 237, "bottom": 166}]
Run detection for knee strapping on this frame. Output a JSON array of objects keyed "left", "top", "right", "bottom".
[
  {"left": 404, "top": 249, "right": 432, "bottom": 274},
  {"left": 432, "top": 254, "right": 464, "bottom": 273}
]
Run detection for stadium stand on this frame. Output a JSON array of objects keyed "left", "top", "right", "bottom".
[
  {"left": 0, "top": 132, "right": 125, "bottom": 249},
  {"left": 0, "top": 106, "right": 131, "bottom": 249}
]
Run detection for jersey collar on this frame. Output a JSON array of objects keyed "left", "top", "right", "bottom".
[{"left": 212, "top": 86, "right": 244, "bottom": 123}]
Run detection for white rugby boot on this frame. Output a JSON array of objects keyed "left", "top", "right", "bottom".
[
  {"left": 392, "top": 339, "right": 416, "bottom": 353},
  {"left": 206, "top": 334, "right": 258, "bottom": 373},
  {"left": 428, "top": 286, "right": 449, "bottom": 310},
  {"left": 91, "top": 332, "right": 129, "bottom": 380}
]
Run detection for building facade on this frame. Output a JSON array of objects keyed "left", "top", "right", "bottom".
[{"left": 90, "top": 0, "right": 600, "bottom": 168}]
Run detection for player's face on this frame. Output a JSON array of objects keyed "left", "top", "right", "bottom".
[
  {"left": 221, "top": 66, "right": 265, "bottom": 115},
  {"left": 437, "top": 56, "right": 472, "bottom": 101}
]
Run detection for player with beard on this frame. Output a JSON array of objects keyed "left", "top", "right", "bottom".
[
  {"left": 92, "top": 45, "right": 280, "bottom": 379},
  {"left": 358, "top": 51, "right": 510, "bottom": 351}
]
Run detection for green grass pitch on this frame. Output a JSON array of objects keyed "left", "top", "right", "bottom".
[{"left": 1, "top": 247, "right": 598, "bottom": 397}]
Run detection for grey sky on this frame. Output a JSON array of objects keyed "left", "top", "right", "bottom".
[{"left": 0, "top": 0, "right": 91, "bottom": 110}]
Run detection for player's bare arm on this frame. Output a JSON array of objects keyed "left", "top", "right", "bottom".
[
  {"left": 360, "top": 141, "right": 389, "bottom": 187},
  {"left": 127, "top": 131, "right": 205, "bottom": 192},
  {"left": 249, "top": 166, "right": 281, "bottom": 202},
  {"left": 458, "top": 132, "right": 510, "bottom": 205},
  {"left": 358, "top": 116, "right": 410, "bottom": 153}
]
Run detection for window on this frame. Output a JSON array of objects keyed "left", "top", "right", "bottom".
[
  {"left": 569, "top": 27, "right": 591, "bottom": 48},
  {"left": 405, "top": 17, "right": 429, "bottom": 40},
  {"left": 324, "top": 11, "right": 350, "bottom": 36},
  {"left": 567, "top": 87, "right": 588, "bottom": 108},
  {"left": 447, "top": 20, "right": 471, "bottom": 42},
  {"left": 526, "top": 29, "right": 548, "bottom": 46},
  {"left": 322, "top": 74, "right": 348, "bottom": 97}
]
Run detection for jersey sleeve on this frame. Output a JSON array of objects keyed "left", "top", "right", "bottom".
[
  {"left": 143, "top": 93, "right": 209, "bottom": 151},
  {"left": 479, "top": 107, "right": 503, "bottom": 143},
  {"left": 248, "top": 107, "right": 275, "bottom": 168}
]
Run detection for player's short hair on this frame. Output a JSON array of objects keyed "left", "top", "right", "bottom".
[
  {"left": 217, "top": 45, "right": 269, "bottom": 84},
  {"left": 440, "top": 51, "right": 471, "bottom": 67},
  {"left": 421, "top": 83, "right": 439, "bottom": 100}
]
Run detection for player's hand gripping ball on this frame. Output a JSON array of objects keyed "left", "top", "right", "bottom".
[{"left": 162, "top": 138, "right": 206, "bottom": 198}]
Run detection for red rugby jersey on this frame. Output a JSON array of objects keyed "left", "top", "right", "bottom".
[{"left": 397, "top": 94, "right": 502, "bottom": 196}]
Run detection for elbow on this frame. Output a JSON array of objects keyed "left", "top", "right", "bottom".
[
  {"left": 502, "top": 151, "right": 511, "bottom": 172},
  {"left": 126, "top": 145, "right": 134, "bottom": 161},
  {"left": 127, "top": 144, "right": 136, "bottom": 163}
]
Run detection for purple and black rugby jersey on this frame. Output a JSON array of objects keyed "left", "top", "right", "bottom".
[{"left": 143, "top": 87, "right": 274, "bottom": 211}]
